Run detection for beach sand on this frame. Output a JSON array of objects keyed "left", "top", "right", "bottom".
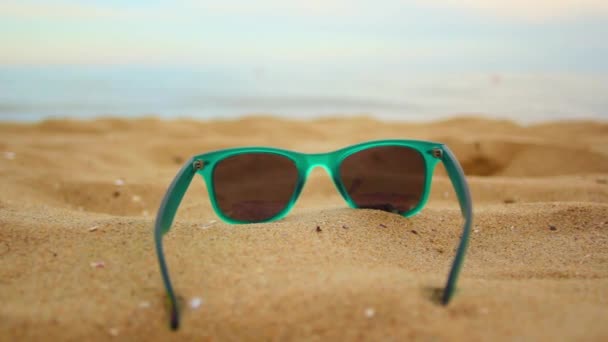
[{"left": 1, "top": 116, "right": 607, "bottom": 341}]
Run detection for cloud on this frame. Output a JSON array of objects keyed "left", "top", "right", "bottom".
[
  {"left": 0, "top": 0, "right": 355, "bottom": 23},
  {"left": 3, "top": 0, "right": 607, "bottom": 22},
  {"left": 184, "top": 0, "right": 355, "bottom": 17},
  {"left": 0, "top": 2, "right": 123, "bottom": 20},
  {"left": 428, "top": 0, "right": 608, "bottom": 20},
  {"left": 1, "top": 0, "right": 606, "bottom": 66},
  {"left": 188, "top": 0, "right": 608, "bottom": 20}
]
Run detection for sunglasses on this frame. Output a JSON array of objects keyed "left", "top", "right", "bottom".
[{"left": 154, "top": 140, "right": 472, "bottom": 330}]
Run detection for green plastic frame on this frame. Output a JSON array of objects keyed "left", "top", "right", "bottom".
[{"left": 154, "top": 140, "right": 473, "bottom": 330}]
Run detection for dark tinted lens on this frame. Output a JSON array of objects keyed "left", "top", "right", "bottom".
[
  {"left": 213, "top": 153, "right": 298, "bottom": 222},
  {"left": 339, "top": 146, "right": 426, "bottom": 213}
]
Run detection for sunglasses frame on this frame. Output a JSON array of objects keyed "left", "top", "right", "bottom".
[
  {"left": 155, "top": 139, "right": 472, "bottom": 330},
  {"left": 206, "top": 140, "right": 437, "bottom": 224}
]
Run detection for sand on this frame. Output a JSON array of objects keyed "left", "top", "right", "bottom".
[{"left": 0, "top": 116, "right": 607, "bottom": 341}]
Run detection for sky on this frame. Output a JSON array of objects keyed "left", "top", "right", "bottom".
[{"left": 1, "top": 0, "right": 607, "bottom": 72}]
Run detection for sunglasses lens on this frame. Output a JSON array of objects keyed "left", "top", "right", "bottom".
[
  {"left": 213, "top": 153, "right": 298, "bottom": 222},
  {"left": 339, "top": 146, "right": 426, "bottom": 214}
]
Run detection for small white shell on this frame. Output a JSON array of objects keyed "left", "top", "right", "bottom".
[{"left": 190, "top": 297, "right": 203, "bottom": 309}]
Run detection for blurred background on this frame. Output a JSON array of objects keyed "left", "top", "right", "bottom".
[{"left": 0, "top": 0, "right": 606, "bottom": 123}]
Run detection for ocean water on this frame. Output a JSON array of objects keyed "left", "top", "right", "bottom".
[{"left": 0, "top": 66, "right": 606, "bottom": 123}]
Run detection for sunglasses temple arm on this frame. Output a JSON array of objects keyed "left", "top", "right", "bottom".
[
  {"left": 154, "top": 158, "right": 197, "bottom": 330},
  {"left": 440, "top": 146, "right": 473, "bottom": 305}
]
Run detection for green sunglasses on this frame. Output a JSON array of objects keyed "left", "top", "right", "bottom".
[{"left": 155, "top": 139, "right": 472, "bottom": 330}]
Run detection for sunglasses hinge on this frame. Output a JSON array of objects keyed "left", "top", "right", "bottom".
[
  {"left": 192, "top": 159, "right": 205, "bottom": 171},
  {"left": 432, "top": 148, "right": 443, "bottom": 159}
]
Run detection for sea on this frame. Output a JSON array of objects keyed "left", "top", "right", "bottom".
[{"left": 0, "top": 66, "right": 606, "bottom": 123}]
